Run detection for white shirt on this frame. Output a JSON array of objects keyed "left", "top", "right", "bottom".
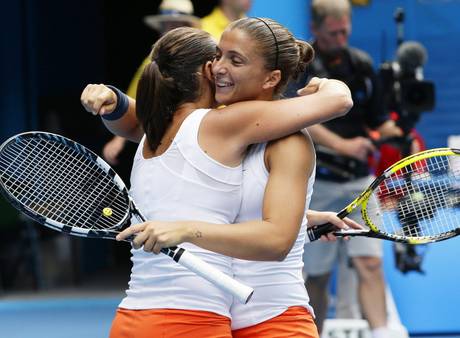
[
  {"left": 119, "top": 109, "right": 242, "bottom": 318},
  {"left": 230, "top": 142, "right": 316, "bottom": 329}
]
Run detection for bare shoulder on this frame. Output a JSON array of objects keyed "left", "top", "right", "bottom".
[
  {"left": 201, "top": 105, "right": 242, "bottom": 133},
  {"left": 266, "top": 132, "right": 315, "bottom": 174},
  {"left": 201, "top": 101, "right": 269, "bottom": 146},
  {"left": 267, "top": 132, "right": 314, "bottom": 157}
]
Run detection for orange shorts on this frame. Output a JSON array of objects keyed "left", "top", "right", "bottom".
[
  {"left": 109, "top": 308, "right": 232, "bottom": 338},
  {"left": 232, "top": 306, "right": 319, "bottom": 338}
]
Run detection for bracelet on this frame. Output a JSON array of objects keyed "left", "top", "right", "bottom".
[{"left": 102, "top": 85, "right": 129, "bottom": 121}]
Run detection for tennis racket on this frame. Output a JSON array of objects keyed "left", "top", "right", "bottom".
[
  {"left": 308, "top": 148, "right": 460, "bottom": 244},
  {"left": 0, "top": 131, "right": 253, "bottom": 303}
]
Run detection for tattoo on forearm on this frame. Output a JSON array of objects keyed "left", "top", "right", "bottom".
[{"left": 195, "top": 230, "right": 202, "bottom": 238}]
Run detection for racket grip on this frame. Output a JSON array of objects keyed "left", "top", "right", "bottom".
[
  {"left": 163, "top": 248, "right": 254, "bottom": 304},
  {"left": 307, "top": 222, "right": 337, "bottom": 242}
]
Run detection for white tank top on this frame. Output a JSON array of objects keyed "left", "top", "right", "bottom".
[
  {"left": 230, "top": 141, "right": 316, "bottom": 329},
  {"left": 119, "top": 109, "right": 242, "bottom": 318}
]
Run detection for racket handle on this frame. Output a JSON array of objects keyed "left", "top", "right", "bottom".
[
  {"left": 160, "top": 247, "right": 254, "bottom": 304},
  {"left": 307, "top": 222, "right": 337, "bottom": 242}
]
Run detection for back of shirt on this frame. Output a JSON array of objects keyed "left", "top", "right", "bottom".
[{"left": 120, "top": 109, "right": 243, "bottom": 318}]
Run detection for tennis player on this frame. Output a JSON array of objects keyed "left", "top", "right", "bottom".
[
  {"left": 112, "top": 18, "right": 361, "bottom": 337},
  {"left": 81, "top": 24, "right": 352, "bottom": 338}
]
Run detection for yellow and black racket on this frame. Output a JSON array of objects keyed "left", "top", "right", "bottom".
[{"left": 308, "top": 148, "right": 460, "bottom": 244}]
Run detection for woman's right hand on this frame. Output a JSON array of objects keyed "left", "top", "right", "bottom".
[
  {"left": 297, "top": 77, "right": 351, "bottom": 99},
  {"left": 296, "top": 77, "right": 326, "bottom": 96},
  {"left": 116, "top": 220, "right": 192, "bottom": 254},
  {"left": 81, "top": 84, "right": 117, "bottom": 116}
]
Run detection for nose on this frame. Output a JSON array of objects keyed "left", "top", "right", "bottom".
[{"left": 212, "top": 58, "right": 228, "bottom": 76}]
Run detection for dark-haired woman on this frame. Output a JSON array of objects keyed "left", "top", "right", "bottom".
[{"left": 82, "top": 22, "right": 352, "bottom": 338}]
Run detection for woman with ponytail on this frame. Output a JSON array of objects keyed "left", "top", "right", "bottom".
[{"left": 82, "top": 19, "right": 353, "bottom": 338}]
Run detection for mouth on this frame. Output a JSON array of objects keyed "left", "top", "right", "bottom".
[
  {"left": 214, "top": 74, "right": 234, "bottom": 90},
  {"left": 215, "top": 80, "right": 234, "bottom": 89},
  {"left": 216, "top": 82, "right": 233, "bottom": 88}
]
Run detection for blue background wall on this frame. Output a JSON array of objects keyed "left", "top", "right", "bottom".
[{"left": 249, "top": 1, "right": 460, "bottom": 334}]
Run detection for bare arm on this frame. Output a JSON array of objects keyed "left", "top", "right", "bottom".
[
  {"left": 80, "top": 84, "right": 142, "bottom": 142},
  {"left": 115, "top": 133, "right": 362, "bottom": 258},
  {"left": 102, "top": 136, "right": 126, "bottom": 165},
  {"left": 306, "top": 124, "right": 345, "bottom": 150},
  {"left": 307, "top": 123, "right": 375, "bottom": 162},
  {"left": 81, "top": 78, "right": 351, "bottom": 154},
  {"left": 204, "top": 78, "right": 353, "bottom": 156},
  {"left": 116, "top": 133, "right": 314, "bottom": 261}
]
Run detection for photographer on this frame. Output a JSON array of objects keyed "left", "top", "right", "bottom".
[{"left": 286, "top": 1, "right": 403, "bottom": 337}]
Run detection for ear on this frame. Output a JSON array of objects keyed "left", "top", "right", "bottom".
[
  {"left": 262, "top": 70, "right": 281, "bottom": 90},
  {"left": 204, "top": 61, "right": 214, "bottom": 82}
]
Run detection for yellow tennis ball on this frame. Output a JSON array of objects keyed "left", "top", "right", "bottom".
[{"left": 102, "top": 207, "right": 113, "bottom": 217}]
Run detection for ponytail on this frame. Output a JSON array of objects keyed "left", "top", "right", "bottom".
[
  {"left": 135, "top": 27, "right": 216, "bottom": 152},
  {"left": 136, "top": 60, "right": 178, "bottom": 150}
]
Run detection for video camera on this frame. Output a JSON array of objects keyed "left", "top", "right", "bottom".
[
  {"left": 379, "top": 41, "right": 435, "bottom": 134},
  {"left": 378, "top": 7, "right": 435, "bottom": 134}
]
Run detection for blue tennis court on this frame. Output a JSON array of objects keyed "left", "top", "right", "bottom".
[
  {"left": 0, "top": 296, "right": 121, "bottom": 338},
  {"left": 1, "top": 294, "right": 459, "bottom": 338}
]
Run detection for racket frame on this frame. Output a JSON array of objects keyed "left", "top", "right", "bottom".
[
  {"left": 0, "top": 131, "right": 254, "bottom": 303},
  {"left": 308, "top": 148, "right": 460, "bottom": 244},
  {"left": 0, "top": 131, "right": 133, "bottom": 240}
]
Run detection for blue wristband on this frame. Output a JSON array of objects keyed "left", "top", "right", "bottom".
[{"left": 102, "top": 85, "right": 129, "bottom": 121}]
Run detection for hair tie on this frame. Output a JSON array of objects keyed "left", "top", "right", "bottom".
[{"left": 253, "top": 17, "right": 279, "bottom": 70}]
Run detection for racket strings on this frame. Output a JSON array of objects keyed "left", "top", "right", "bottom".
[
  {"left": 0, "top": 141, "right": 71, "bottom": 211},
  {"left": 42, "top": 141, "right": 129, "bottom": 228},
  {"left": 7, "top": 143, "right": 101, "bottom": 223},
  {"left": 9, "top": 139, "right": 128, "bottom": 229},
  {"left": 0, "top": 137, "right": 129, "bottom": 230},
  {"left": 0, "top": 140, "right": 103, "bottom": 222},
  {"left": 369, "top": 155, "right": 460, "bottom": 239}
]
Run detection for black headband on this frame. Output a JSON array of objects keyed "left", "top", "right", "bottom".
[{"left": 253, "top": 17, "right": 279, "bottom": 70}]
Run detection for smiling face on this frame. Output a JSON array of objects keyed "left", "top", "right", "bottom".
[{"left": 212, "top": 28, "right": 275, "bottom": 105}]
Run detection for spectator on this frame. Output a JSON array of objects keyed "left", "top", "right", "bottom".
[
  {"left": 287, "top": 1, "right": 403, "bottom": 337},
  {"left": 201, "top": 0, "right": 252, "bottom": 40}
]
